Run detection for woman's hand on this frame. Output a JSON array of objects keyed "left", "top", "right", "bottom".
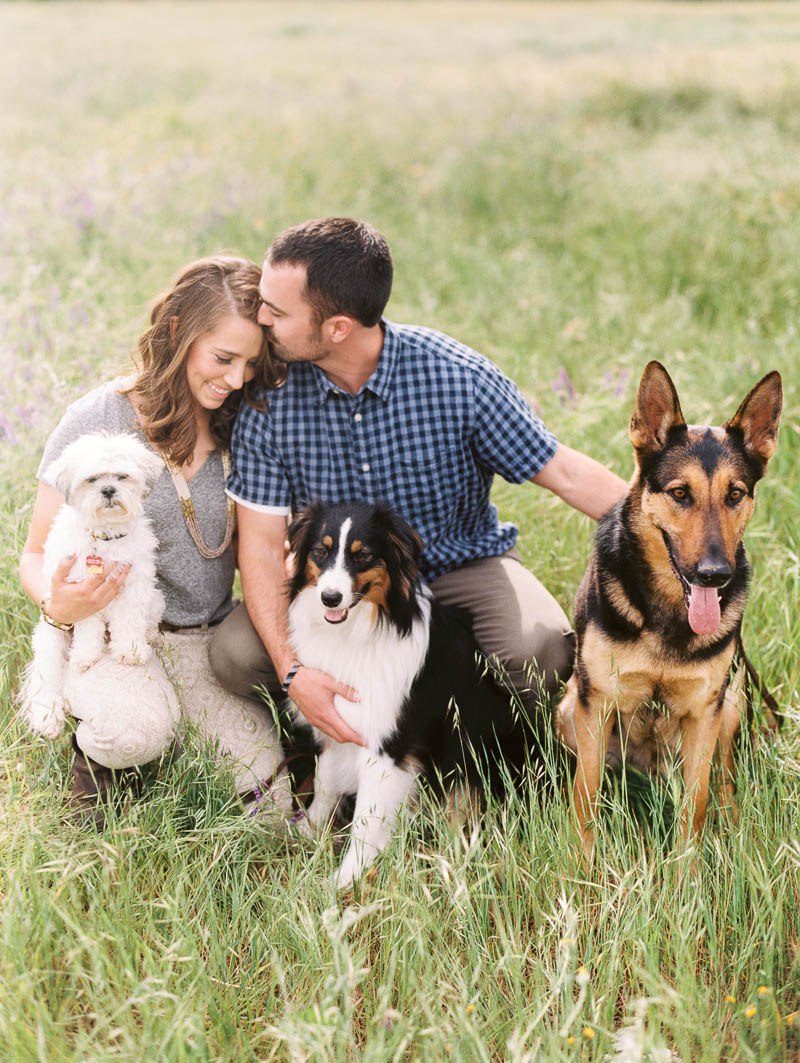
[{"left": 44, "top": 554, "right": 131, "bottom": 626}]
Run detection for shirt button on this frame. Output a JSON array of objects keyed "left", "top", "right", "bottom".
[
  {"left": 354, "top": 413, "right": 363, "bottom": 422},
  {"left": 362, "top": 463, "right": 370, "bottom": 472}
]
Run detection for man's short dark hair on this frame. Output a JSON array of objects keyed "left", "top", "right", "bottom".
[{"left": 267, "top": 217, "right": 393, "bottom": 328}]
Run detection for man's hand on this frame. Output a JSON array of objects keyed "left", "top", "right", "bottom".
[
  {"left": 45, "top": 554, "right": 131, "bottom": 626},
  {"left": 288, "top": 666, "right": 366, "bottom": 746}
]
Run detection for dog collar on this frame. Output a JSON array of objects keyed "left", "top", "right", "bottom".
[{"left": 90, "top": 530, "right": 128, "bottom": 541}]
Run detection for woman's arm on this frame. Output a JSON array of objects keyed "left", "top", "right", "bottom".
[{"left": 19, "top": 482, "right": 131, "bottom": 626}]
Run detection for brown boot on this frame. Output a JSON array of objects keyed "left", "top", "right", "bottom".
[{"left": 68, "top": 736, "right": 116, "bottom": 830}]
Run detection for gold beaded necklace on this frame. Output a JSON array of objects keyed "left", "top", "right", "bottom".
[{"left": 162, "top": 449, "right": 235, "bottom": 559}]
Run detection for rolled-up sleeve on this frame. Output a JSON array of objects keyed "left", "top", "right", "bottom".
[
  {"left": 470, "top": 361, "right": 558, "bottom": 483},
  {"left": 225, "top": 401, "right": 292, "bottom": 514}
]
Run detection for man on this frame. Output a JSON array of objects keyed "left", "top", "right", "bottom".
[{"left": 210, "top": 217, "right": 627, "bottom": 747}]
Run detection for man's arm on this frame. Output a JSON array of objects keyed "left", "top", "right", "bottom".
[
  {"left": 236, "top": 504, "right": 366, "bottom": 746},
  {"left": 531, "top": 444, "right": 628, "bottom": 520}
]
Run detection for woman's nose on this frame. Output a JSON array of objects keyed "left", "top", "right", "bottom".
[{"left": 224, "top": 362, "right": 247, "bottom": 390}]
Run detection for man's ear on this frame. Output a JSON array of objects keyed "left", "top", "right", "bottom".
[{"left": 325, "top": 315, "right": 355, "bottom": 345}]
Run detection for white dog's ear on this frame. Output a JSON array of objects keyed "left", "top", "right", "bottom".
[
  {"left": 43, "top": 450, "right": 74, "bottom": 501},
  {"left": 139, "top": 446, "right": 165, "bottom": 491}
]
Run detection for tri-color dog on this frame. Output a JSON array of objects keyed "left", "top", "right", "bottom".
[
  {"left": 556, "top": 361, "right": 782, "bottom": 863},
  {"left": 286, "top": 500, "right": 539, "bottom": 889}
]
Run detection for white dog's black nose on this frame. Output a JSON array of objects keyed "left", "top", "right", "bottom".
[
  {"left": 321, "top": 589, "right": 343, "bottom": 607},
  {"left": 101, "top": 485, "right": 116, "bottom": 499}
]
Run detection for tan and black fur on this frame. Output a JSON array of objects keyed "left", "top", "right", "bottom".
[{"left": 555, "top": 361, "right": 782, "bottom": 863}]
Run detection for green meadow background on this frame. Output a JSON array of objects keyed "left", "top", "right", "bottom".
[{"left": 1, "top": 3, "right": 798, "bottom": 1060}]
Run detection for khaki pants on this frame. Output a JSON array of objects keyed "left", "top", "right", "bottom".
[{"left": 209, "top": 549, "right": 574, "bottom": 713}]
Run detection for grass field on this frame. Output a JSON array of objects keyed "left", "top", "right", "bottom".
[{"left": 1, "top": 3, "right": 799, "bottom": 1060}]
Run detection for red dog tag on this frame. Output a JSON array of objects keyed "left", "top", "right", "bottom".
[{"left": 86, "top": 555, "right": 104, "bottom": 575}]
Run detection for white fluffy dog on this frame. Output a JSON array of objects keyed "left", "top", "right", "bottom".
[{"left": 19, "top": 433, "right": 165, "bottom": 739}]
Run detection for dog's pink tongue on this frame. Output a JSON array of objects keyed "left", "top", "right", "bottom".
[
  {"left": 324, "top": 608, "right": 347, "bottom": 624},
  {"left": 687, "top": 585, "right": 721, "bottom": 635}
]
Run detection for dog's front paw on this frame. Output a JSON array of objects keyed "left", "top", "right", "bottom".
[
  {"left": 112, "top": 641, "right": 153, "bottom": 667},
  {"left": 71, "top": 650, "right": 102, "bottom": 672},
  {"left": 21, "top": 696, "right": 67, "bottom": 739},
  {"left": 293, "top": 812, "right": 315, "bottom": 839},
  {"left": 335, "top": 848, "right": 369, "bottom": 890}
]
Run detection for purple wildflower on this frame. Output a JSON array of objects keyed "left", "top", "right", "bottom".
[
  {"left": 14, "top": 404, "right": 35, "bottom": 428},
  {"left": 0, "top": 413, "right": 17, "bottom": 445},
  {"left": 602, "top": 367, "right": 631, "bottom": 399},
  {"left": 68, "top": 305, "right": 90, "bottom": 328},
  {"left": 71, "top": 190, "right": 97, "bottom": 232},
  {"left": 551, "top": 366, "right": 578, "bottom": 406},
  {"left": 249, "top": 780, "right": 265, "bottom": 817}
]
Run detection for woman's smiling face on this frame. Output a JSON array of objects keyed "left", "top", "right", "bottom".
[{"left": 184, "top": 314, "right": 264, "bottom": 411}]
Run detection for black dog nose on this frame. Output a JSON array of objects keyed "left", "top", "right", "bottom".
[
  {"left": 694, "top": 558, "right": 732, "bottom": 587},
  {"left": 101, "top": 485, "right": 116, "bottom": 499},
  {"left": 321, "top": 589, "right": 343, "bottom": 607}
]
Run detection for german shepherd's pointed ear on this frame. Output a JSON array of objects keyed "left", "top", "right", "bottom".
[
  {"left": 629, "top": 361, "right": 686, "bottom": 456},
  {"left": 724, "top": 371, "right": 782, "bottom": 467}
]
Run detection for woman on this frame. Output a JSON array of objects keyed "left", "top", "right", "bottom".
[{"left": 19, "top": 255, "right": 291, "bottom": 821}]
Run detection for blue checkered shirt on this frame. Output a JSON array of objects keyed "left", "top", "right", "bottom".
[{"left": 227, "top": 321, "right": 558, "bottom": 581}]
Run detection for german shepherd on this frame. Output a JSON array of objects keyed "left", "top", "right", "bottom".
[{"left": 555, "top": 361, "right": 782, "bottom": 863}]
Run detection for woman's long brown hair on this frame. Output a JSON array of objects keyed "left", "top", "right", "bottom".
[{"left": 122, "top": 256, "right": 285, "bottom": 465}]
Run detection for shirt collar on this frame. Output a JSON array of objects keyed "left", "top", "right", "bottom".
[{"left": 309, "top": 320, "right": 401, "bottom": 405}]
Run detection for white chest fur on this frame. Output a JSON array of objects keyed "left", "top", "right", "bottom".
[
  {"left": 288, "top": 588, "right": 431, "bottom": 751},
  {"left": 43, "top": 505, "right": 158, "bottom": 586}
]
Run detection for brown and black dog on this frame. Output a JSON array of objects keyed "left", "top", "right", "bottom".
[{"left": 556, "top": 361, "right": 782, "bottom": 864}]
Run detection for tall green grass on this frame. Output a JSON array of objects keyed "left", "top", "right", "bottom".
[{"left": 1, "top": 4, "right": 798, "bottom": 1060}]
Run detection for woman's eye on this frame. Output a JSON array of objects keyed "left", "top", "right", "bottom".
[{"left": 215, "top": 355, "right": 232, "bottom": 365}]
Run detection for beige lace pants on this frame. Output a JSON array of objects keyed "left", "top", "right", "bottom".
[{"left": 69, "top": 629, "right": 290, "bottom": 805}]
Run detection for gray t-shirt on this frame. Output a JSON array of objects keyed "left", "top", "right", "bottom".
[{"left": 37, "top": 379, "right": 236, "bottom": 627}]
